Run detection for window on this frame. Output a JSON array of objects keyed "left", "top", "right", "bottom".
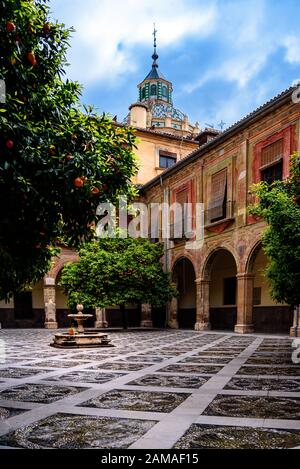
[
  {"left": 260, "top": 139, "right": 283, "bottom": 184},
  {"left": 162, "top": 86, "right": 168, "bottom": 98},
  {"left": 159, "top": 151, "right": 177, "bottom": 169},
  {"left": 141, "top": 87, "right": 146, "bottom": 100},
  {"left": 208, "top": 169, "right": 227, "bottom": 223},
  {"left": 150, "top": 84, "right": 157, "bottom": 96},
  {"left": 14, "top": 292, "right": 33, "bottom": 319},
  {"left": 224, "top": 277, "right": 237, "bottom": 306}
]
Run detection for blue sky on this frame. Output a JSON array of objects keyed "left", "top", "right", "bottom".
[{"left": 49, "top": 0, "right": 300, "bottom": 130}]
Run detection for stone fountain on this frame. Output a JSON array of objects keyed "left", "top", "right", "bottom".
[{"left": 51, "top": 304, "right": 114, "bottom": 349}]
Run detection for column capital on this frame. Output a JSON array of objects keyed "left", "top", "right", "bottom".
[
  {"left": 195, "top": 278, "right": 210, "bottom": 286},
  {"left": 236, "top": 273, "right": 255, "bottom": 281}
]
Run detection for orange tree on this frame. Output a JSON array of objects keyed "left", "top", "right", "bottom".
[
  {"left": 250, "top": 153, "right": 300, "bottom": 310},
  {"left": 59, "top": 238, "right": 177, "bottom": 329},
  {"left": 0, "top": 0, "right": 137, "bottom": 300}
]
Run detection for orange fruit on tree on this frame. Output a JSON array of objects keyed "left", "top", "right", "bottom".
[
  {"left": 91, "top": 187, "right": 100, "bottom": 195},
  {"left": 27, "top": 52, "right": 37, "bottom": 66},
  {"left": 6, "top": 140, "right": 14, "bottom": 149},
  {"left": 74, "top": 177, "right": 84, "bottom": 188},
  {"left": 6, "top": 22, "right": 16, "bottom": 33}
]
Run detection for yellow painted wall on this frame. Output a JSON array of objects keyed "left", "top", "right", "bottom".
[
  {"left": 178, "top": 263, "right": 196, "bottom": 309},
  {"left": 56, "top": 286, "right": 68, "bottom": 309},
  {"left": 253, "top": 249, "right": 278, "bottom": 307},
  {"left": 0, "top": 299, "right": 13, "bottom": 308},
  {"left": 210, "top": 251, "right": 237, "bottom": 307},
  {"left": 133, "top": 131, "right": 197, "bottom": 186}
]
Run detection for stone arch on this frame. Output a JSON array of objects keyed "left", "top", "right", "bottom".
[
  {"left": 43, "top": 250, "right": 79, "bottom": 329},
  {"left": 201, "top": 247, "right": 238, "bottom": 331},
  {"left": 171, "top": 253, "right": 197, "bottom": 281},
  {"left": 244, "top": 240, "right": 293, "bottom": 334},
  {"left": 245, "top": 239, "right": 263, "bottom": 275},
  {"left": 46, "top": 251, "right": 79, "bottom": 283},
  {"left": 172, "top": 256, "right": 197, "bottom": 329},
  {"left": 202, "top": 246, "right": 239, "bottom": 281}
]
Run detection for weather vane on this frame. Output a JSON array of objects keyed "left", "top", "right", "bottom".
[
  {"left": 153, "top": 23, "right": 157, "bottom": 50},
  {"left": 218, "top": 120, "right": 227, "bottom": 130}
]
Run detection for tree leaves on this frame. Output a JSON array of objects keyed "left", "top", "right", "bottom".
[
  {"left": 0, "top": 0, "right": 138, "bottom": 300},
  {"left": 250, "top": 153, "right": 300, "bottom": 307},
  {"left": 59, "top": 238, "right": 178, "bottom": 312}
]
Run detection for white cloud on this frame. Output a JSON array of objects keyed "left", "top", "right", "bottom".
[
  {"left": 50, "top": 0, "right": 217, "bottom": 85},
  {"left": 284, "top": 36, "right": 300, "bottom": 64}
]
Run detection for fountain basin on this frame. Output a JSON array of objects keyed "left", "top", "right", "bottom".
[{"left": 51, "top": 332, "right": 114, "bottom": 349}]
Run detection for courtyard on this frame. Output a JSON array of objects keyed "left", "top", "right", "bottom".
[{"left": 0, "top": 329, "right": 299, "bottom": 449}]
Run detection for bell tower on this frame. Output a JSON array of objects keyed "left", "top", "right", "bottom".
[
  {"left": 128, "top": 25, "right": 200, "bottom": 137},
  {"left": 138, "top": 25, "right": 173, "bottom": 105}
]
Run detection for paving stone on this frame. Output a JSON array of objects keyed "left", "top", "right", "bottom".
[
  {"left": 0, "top": 413, "right": 157, "bottom": 449},
  {"left": 160, "top": 364, "right": 224, "bottom": 374},
  {"left": 91, "top": 362, "right": 147, "bottom": 371},
  {"left": 123, "top": 356, "right": 167, "bottom": 363},
  {"left": 28, "top": 360, "right": 88, "bottom": 368},
  {"left": 0, "top": 329, "right": 298, "bottom": 450},
  {"left": 0, "top": 383, "right": 86, "bottom": 404},
  {"left": 0, "top": 368, "right": 50, "bottom": 379},
  {"left": 0, "top": 407, "right": 27, "bottom": 420},
  {"left": 180, "top": 356, "right": 232, "bottom": 364},
  {"left": 44, "top": 371, "right": 125, "bottom": 384},
  {"left": 127, "top": 374, "right": 209, "bottom": 389},
  {"left": 225, "top": 377, "right": 300, "bottom": 392},
  {"left": 203, "top": 395, "right": 300, "bottom": 420},
  {"left": 237, "top": 366, "right": 300, "bottom": 376},
  {"left": 174, "top": 424, "right": 300, "bottom": 449},
  {"left": 80, "top": 389, "right": 190, "bottom": 413}
]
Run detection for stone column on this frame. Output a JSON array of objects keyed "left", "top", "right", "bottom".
[
  {"left": 167, "top": 286, "right": 179, "bottom": 329},
  {"left": 140, "top": 304, "right": 153, "bottom": 328},
  {"left": 290, "top": 306, "right": 300, "bottom": 338},
  {"left": 235, "top": 273, "right": 255, "bottom": 334},
  {"left": 95, "top": 308, "right": 108, "bottom": 329},
  {"left": 194, "top": 279, "right": 211, "bottom": 331},
  {"left": 43, "top": 277, "right": 58, "bottom": 329}
]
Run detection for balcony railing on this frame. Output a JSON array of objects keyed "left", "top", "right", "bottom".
[{"left": 204, "top": 201, "right": 235, "bottom": 226}]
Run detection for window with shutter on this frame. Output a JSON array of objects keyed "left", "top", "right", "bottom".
[
  {"left": 260, "top": 139, "right": 283, "bottom": 184},
  {"left": 260, "top": 139, "right": 283, "bottom": 168},
  {"left": 209, "top": 169, "right": 227, "bottom": 222}
]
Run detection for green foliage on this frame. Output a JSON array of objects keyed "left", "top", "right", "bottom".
[
  {"left": 59, "top": 238, "right": 177, "bottom": 312},
  {"left": 0, "top": 0, "right": 138, "bottom": 300},
  {"left": 250, "top": 153, "right": 300, "bottom": 307}
]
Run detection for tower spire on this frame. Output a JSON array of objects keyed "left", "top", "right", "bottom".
[{"left": 152, "top": 23, "right": 159, "bottom": 69}]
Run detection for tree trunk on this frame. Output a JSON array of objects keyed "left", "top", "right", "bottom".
[{"left": 120, "top": 304, "right": 127, "bottom": 330}]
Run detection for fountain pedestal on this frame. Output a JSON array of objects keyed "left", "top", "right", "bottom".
[{"left": 50, "top": 304, "right": 114, "bottom": 349}]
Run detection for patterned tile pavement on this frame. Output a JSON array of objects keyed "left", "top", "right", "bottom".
[{"left": 0, "top": 329, "right": 299, "bottom": 449}]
